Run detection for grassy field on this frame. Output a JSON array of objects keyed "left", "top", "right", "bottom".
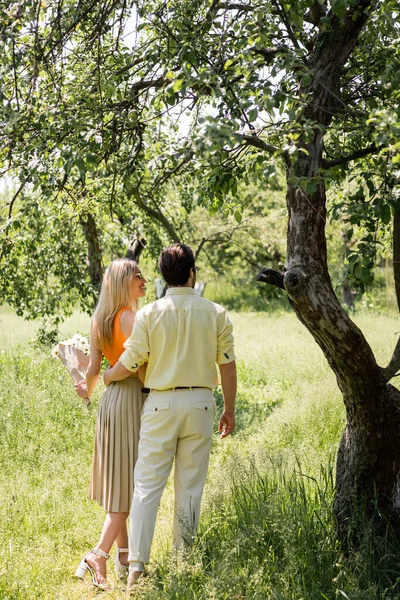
[{"left": 1, "top": 307, "right": 400, "bottom": 599}]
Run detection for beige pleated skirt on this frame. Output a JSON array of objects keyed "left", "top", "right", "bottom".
[{"left": 89, "top": 377, "right": 146, "bottom": 512}]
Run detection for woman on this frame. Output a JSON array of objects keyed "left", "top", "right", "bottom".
[{"left": 75, "top": 258, "right": 147, "bottom": 590}]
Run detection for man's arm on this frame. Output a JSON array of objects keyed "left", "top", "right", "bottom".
[
  {"left": 104, "top": 311, "right": 150, "bottom": 386},
  {"left": 103, "top": 360, "right": 132, "bottom": 386},
  {"left": 218, "top": 360, "right": 237, "bottom": 439}
]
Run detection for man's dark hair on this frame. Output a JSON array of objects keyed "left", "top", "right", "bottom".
[{"left": 158, "top": 243, "right": 195, "bottom": 286}]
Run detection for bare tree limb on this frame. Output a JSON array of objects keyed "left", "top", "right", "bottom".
[
  {"left": 272, "top": 0, "right": 302, "bottom": 51},
  {"left": 133, "top": 193, "right": 181, "bottom": 243},
  {"left": 216, "top": 3, "right": 262, "bottom": 10},
  {"left": 131, "top": 76, "right": 166, "bottom": 98},
  {"left": 256, "top": 267, "right": 285, "bottom": 290},
  {"left": 194, "top": 237, "right": 206, "bottom": 260},
  {"left": 150, "top": 149, "right": 194, "bottom": 191},
  {"left": 7, "top": 180, "right": 26, "bottom": 219},
  {"left": 251, "top": 45, "right": 290, "bottom": 64},
  {"left": 322, "top": 144, "right": 377, "bottom": 168},
  {"left": 239, "top": 134, "right": 282, "bottom": 155},
  {"left": 126, "top": 237, "right": 147, "bottom": 262}
]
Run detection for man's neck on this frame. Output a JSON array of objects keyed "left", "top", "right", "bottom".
[{"left": 168, "top": 275, "right": 195, "bottom": 289}]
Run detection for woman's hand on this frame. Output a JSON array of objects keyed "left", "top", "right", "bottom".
[{"left": 75, "top": 382, "right": 89, "bottom": 398}]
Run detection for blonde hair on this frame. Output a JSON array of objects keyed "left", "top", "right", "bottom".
[{"left": 92, "top": 258, "right": 139, "bottom": 351}]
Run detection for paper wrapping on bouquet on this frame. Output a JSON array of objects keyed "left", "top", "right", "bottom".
[{"left": 56, "top": 344, "right": 91, "bottom": 407}]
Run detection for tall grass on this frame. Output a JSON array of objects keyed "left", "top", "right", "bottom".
[{"left": 0, "top": 308, "right": 399, "bottom": 599}]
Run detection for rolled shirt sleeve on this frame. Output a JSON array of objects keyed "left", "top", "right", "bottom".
[
  {"left": 216, "top": 310, "right": 236, "bottom": 365},
  {"left": 119, "top": 311, "right": 149, "bottom": 372}
]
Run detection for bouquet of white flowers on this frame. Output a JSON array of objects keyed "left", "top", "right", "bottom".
[{"left": 52, "top": 334, "right": 91, "bottom": 406}]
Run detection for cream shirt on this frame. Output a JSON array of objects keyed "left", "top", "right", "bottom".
[{"left": 119, "top": 287, "right": 235, "bottom": 390}]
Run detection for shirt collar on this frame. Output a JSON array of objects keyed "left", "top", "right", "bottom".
[{"left": 165, "top": 287, "right": 195, "bottom": 296}]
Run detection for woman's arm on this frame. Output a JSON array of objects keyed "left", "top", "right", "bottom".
[{"left": 75, "top": 322, "right": 102, "bottom": 398}]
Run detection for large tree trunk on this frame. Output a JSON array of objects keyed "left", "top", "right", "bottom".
[
  {"left": 393, "top": 208, "right": 400, "bottom": 312},
  {"left": 284, "top": 174, "right": 400, "bottom": 526},
  {"left": 260, "top": 0, "right": 400, "bottom": 527}
]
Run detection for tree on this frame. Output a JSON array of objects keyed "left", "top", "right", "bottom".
[{"left": 1, "top": 0, "right": 400, "bottom": 528}]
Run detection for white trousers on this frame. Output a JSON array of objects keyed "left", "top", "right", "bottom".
[{"left": 128, "top": 388, "right": 216, "bottom": 564}]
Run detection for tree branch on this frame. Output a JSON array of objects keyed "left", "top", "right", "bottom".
[
  {"left": 382, "top": 336, "right": 400, "bottom": 382},
  {"left": 239, "top": 134, "right": 281, "bottom": 155},
  {"left": 150, "top": 149, "right": 194, "bottom": 191},
  {"left": 194, "top": 237, "right": 206, "bottom": 260},
  {"left": 79, "top": 213, "right": 103, "bottom": 301},
  {"left": 131, "top": 76, "right": 166, "bottom": 98},
  {"left": 251, "top": 45, "right": 290, "bottom": 64},
  {"left": 216, "top": 3, "right": 262, "bottom": 11},
  {"left": 133, "top": 193, "right": 181, "bottom": 243},
  {"left": 126, "top": 237, "right": 147, "bottom": 262},
  {"left": 7, "top": 180, "right": 26, "bottom": 219},
  {"left": 322, "top": 144, "right": 377, "bottom": 168},
  {"left": 272, "top": 0, "right": 302, "bottom": 51},
  {"left": 256, "top": 267, "right": 285, "bottom": 290}
]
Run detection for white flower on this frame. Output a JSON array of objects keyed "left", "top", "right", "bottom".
[
  {"left": 51, "top": 344, "right": 60, "bottom": 358},
  {"left": 51, "top": 334, "right": 90, "bottom": 357}
]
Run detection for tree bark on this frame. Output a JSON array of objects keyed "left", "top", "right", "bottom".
[
  {"left": 79, "top": 213, "right": 103, "bottom": 304},
  {"left": 125, "top": 237, "right": 147, "bottom": 262},
  {"left": 260, "top": 0, "right": 400, "bottom": 527},
  {"left": 393, "top": 208, "right": 400, "bottom": 313}
]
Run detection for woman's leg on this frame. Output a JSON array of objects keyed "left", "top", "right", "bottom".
[
  {"left": 86, "top": 512, "right": 129, "bottom": 582},
  {"left": 115, "top": 520, "right": 130, "bottom": 567}
]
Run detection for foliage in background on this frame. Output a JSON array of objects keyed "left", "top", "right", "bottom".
[{"left": 0, "top": 0, "right": 399, "bottom": 322}]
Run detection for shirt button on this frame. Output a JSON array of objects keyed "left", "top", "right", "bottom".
[
  {"left": 155, "top": 408, "right": 158, "bottom": 411},
  {"left": 205, "top": 407, "right": 208, "bottom": 410}
]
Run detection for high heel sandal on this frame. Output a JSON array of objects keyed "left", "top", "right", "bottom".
[
  {"left": 115, "top": 547, "right": 129, "bottom": 579},
  {"left": 75, "top": 548, "right": 110, "bottom": 590}
]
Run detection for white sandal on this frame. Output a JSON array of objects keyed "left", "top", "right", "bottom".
[
  {"left": 115, "top": 547, "right": 129, "bottom": 579},
  {"left": 75, "top": 548, "right": 110, "bottom": 590}
]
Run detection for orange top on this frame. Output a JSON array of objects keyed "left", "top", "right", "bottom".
[{"left": 103, "top": 306, "right": 137, "bottom": 375}]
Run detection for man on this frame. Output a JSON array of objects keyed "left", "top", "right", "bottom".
[{"left": 104, "top": 243, "right": 236, "bottom": 591}]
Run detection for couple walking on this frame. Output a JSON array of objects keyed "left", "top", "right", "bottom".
[{"left": 75, "top": 243, "right": 237, "bottom": 592}]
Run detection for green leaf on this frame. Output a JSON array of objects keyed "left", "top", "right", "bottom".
[
  {"left": 306, "top": 180, "right": 317, "bottom": 195},
  {"left": 172, "top": 79, "right": 184, "bottom": 93},
  {"left": 301, "top": 73, "right": 312, "bottom": 87},
  {"left": 331, "top": 0, "right": 347, "bottom": 18},
  {"left": 248, "top": 108, "right": 258, "bottom": 123},
  {"left": 354, "top": 264, "right": 364, "bottom": 280},
  {"left": 381, "top": 204, "right": 391, "bottom": 225},
  {"left": 224, "top": 59, "right": 236, "bottom": 70},
  {"left": 234, "top": 210, "right": 242, "bottom": 223}
]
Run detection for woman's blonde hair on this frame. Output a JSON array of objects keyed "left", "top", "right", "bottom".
[{"left": 92, "top": 258, "right": 139, "bottom": 351}]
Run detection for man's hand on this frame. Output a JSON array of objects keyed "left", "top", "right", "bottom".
[
  {"left": 218, "top": 361, "right": 236, "bottom": 439},
  {"left": 103, "top": 367, "right": 114, "bottom": 387},
  {"left": 218, "top": 411, "right": 236, "bottom": 439}
]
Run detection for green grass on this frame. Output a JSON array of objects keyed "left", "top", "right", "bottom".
[{"left": 1, "top": 308, "right": 400, "bottom": 599}]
